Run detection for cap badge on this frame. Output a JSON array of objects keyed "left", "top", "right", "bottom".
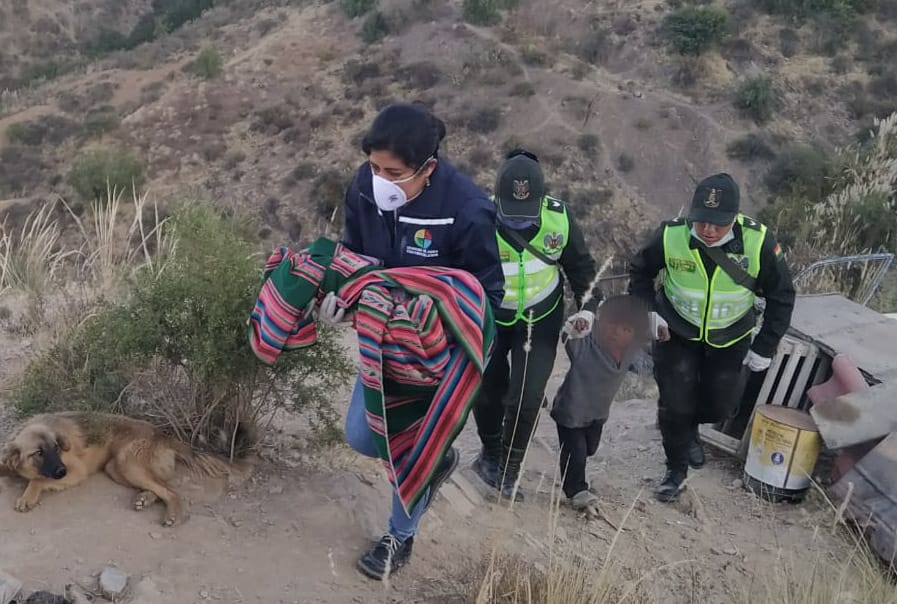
[
  {"left": 704, "top": 187, "right": 720, "bottom": 208},
  {"left": 512, "top": 179, "right": 530, "bottom": 200}
]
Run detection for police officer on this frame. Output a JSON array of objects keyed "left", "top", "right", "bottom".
[
  {"left": 628, "top": 173, "right": 795, "bottom": 502},
  {"left": 472, "top": 149, "right": 597, "bottom": 501}
]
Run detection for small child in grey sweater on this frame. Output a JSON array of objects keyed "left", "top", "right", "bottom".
[{"left": 550, "top": 294, "right": 649, "bottom": 512}]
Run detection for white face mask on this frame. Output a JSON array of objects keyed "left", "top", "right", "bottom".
[
  {"left": 371, "top": 159, "right": 433, "bottom": 212},
  {"left": 691, "top": 224, "right": 735, "bottom": 247}
]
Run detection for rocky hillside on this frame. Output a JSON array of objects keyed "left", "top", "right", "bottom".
[{"left": 1, "top": 0, "right": 896, "bottom": 259}]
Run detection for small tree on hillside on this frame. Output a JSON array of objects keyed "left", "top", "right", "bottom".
[{"left": 662, "top": 7, "right": 731, "bottom": 56}]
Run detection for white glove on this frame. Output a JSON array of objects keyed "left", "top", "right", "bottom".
[
  {"left": 317, "top": 291, "right": 347, "bottom": 325},
  {"left": 744, "top": 350, "right": 772, "bottom": 372},
  {"left": 650, "top": 312, "right": 670, "bottom": 342},
  {"left": 563, "top": 310, "right": 594, "bottom": 339}
]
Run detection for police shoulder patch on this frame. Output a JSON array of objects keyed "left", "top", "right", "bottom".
[
  {"left": 544, "top": 196, "right": 565, "bottom": 213},
  {"left": 741, "top": 215, "right": 762, "bottom": 231}
]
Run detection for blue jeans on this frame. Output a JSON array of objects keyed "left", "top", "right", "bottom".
[{"left": 345, "top": 374, "right": 429, "bottom": 542}]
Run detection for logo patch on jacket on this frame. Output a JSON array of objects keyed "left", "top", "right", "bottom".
[
  {"left": 512, "top": 179, "right": 530, "bottom": 200},
  {"left": 543, "top": 232, "right": 564, "bottom": 252},
  {"left": 668, "top": 257, "right": 697, "bottom": 272},
  {"left": 406, "top": 228, "right": 439, "bottom": 258},
  {"left": 729, "top": 254, "right": 750, "bottom": 270}
]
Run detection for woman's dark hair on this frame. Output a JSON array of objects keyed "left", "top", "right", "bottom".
[{"left": 361, "top": 102, "right": 447, "bottom": 169}]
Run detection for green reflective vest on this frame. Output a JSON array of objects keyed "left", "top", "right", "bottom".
[
  {"left": 495, "top": 197, "right": 570, "bottom": 326},
  {"left": 662, "top": 214, "right": 765, "bottom": 348}
]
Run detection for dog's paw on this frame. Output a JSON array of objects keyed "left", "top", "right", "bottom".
[
  {"left": 14, "top": 495, "right": 37, "bottom": 512},
  {"left": 133, "top": 491, "right": 158, "bottom": 511}
]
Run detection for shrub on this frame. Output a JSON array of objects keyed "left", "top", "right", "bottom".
[
  {"left": 397, "top": 62, "right": 443, "bottom": 90},
  {"left": 82, "top": 107, "right": 120, "bottom": 137},
  {"left": 67, "top": 149, "right": 145, "bottom": 201},
  {"left": 0, "top": 146, "right": 48, "bottom": 196},
  {"left": 662, "top": 7, "right": 731, "bottom": 56},
  {"left": 341, "top": 0, "right": 377, "bottom": 18},
  {"left": 14, "top": 204, "right": 353, "bottom": 451},
  {"left": 6, "top": 115, "right": 81, "bottom": 146},
  {"left": 576, "top": 28, "right": 613, "bottom": 65},
  {"left": 311, "top": 170, "right": 349, "bottom": 219},
  {"left": 617, "top": 153, "right": 635, "bottom": 172},
  {"left": 779, "top": 27, "right": 801, "bottom": 57},
  {"left": 185, "top": 47, "right": 223, "bottom": 79},
  {"left": 734, "top": 76, "right": 778, "bottom": 123},
  {"left": 463, "top": 0, "right": 501, "bottom": 25},
  {"left": 463, "top": 107, "right": 502, "bottom": 134},
  {"left": 577, "top": 133, "right": 600, "bottom": 153},
  {"left": 250, "top": 106, "right": 295, "bottom": 135},
  {"left": 509, "top": 81, "right": 536, "bottom": 97},
  {"left": 726, "top": 133, "right": 777, "bottom": 161},
  {"left": 764, "top": 145, "right": 832, "bottom": 201},
  {"left": 360, "top": 11, "right": 389, "bottom": 44}
]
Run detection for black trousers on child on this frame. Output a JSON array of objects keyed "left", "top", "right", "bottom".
[{"left": 556, "top": 420, "right": 606, "bottom": 498}]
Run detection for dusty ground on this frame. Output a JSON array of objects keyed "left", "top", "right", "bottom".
[{"left": 0, "top": 327, "right": 848, "bottom": 603}]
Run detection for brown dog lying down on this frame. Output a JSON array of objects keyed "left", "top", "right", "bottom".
[{"left": 0, "top": 412, "right": 244, "bottom": 526}]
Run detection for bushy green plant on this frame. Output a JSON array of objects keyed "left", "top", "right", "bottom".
[
  {"left": 341, "top": 0, "right": 377, "bottom": 18},
  {"left": 735, "top": 76, "right": 778, "bottom": 123},
  {"left": 67, "top": 149, "right": 145, "bottom": 202},
  {"left": 82, "top": 107, "right": 120, "bottom": 137},
  {"left": 360, "top": 11, "right": 389, "bottom": 44},
  {"left": 764, "top": 145, "right": 832, "bottom": 201},
  {"left": 185, "top": 46, "right": 223, "bottom": 79},
  {"left": 726, "top": 133, "right": 777, "bottom": 161},
  {"left": 662, "top": 7, "right": 731, "bottom": 56},
  {"left": 14, "top": 204, "right": 353, "bottom": 452},
  {"left": 463, "top": 0, "right": 501, "bottom": 25}
]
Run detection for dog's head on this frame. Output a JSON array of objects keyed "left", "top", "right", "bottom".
[{"left": 1, "top": 424, "right": 71, "bottom": 480}]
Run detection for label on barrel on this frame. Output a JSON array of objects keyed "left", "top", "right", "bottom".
[{"left": 744, "top": 410, "right": 821, "bottom": 491}]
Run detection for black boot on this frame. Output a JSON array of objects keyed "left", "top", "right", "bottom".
[
  {"left": 688, "top": 435, "right": 706, "bottom": 469},
  {"left": 357, "top": 535, "right": 414, "bottom": 580},
  {"left": 655, "top": 466, "right": 687, "bottom": 502},
  {"left": 472, "top": 433, "right": 501, "bottom": 489},
  {"left": 496, "top": 445, "right": 526, "bottom": 503}
]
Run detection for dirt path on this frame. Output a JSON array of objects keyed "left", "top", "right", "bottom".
[{"left": 0, "top": 327, "right": 847, "bottom": 603}]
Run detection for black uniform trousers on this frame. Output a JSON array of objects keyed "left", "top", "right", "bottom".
[
  {"left": 654, "top": 331, "right": 751, "bottom": 472},
  {"left": 556, "top": 420, "right": 606, "bottom": 498},
  {"left": 473, "top": 301, "right": 565, "bottom": 474}
]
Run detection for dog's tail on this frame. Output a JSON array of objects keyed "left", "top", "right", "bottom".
[{"left": 169, "top": 441, "right": 251, "bottom": 480}]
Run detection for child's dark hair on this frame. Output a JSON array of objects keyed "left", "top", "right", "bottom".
[
  {"left": 597, "top": 294, "right": 649, "bottom": 336},
  {"left": 361, "top": 102, "right": 447, "bottom": 170}
]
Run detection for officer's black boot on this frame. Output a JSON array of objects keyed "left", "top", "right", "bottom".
[
  {"left": 655, "top": 464, "right": 688, "bottom": 502},
  {"left": 472, "top": 432, "right": 502, "bottom": 488},
  {"left": 688, "top": 432, "right": 706, "bottom": 469},
  {"left": 496, "top": 444, "right": 526, "bottom": 503}
]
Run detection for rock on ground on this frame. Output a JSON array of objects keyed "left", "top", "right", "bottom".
[{"left": 99, "top": 566, "right": 129, "bottom": 600}]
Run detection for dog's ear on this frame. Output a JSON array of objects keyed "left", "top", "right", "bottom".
[
  {"left": 55, "top": 433, "right": 71, "bottom": 452},
  {"left": 0, "top": 443, "right": 21, "bottom": 476}
]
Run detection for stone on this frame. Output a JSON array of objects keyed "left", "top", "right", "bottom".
[
  {"left": 99, "top": 566, "right": 129, "bottom": 600},
  {"left": 0, "top": 571, "right": 22, "bottom": 604}
]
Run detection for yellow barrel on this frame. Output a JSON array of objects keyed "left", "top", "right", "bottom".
[{"left": 743, "top": 405, "right": 821, "bottom": 503}]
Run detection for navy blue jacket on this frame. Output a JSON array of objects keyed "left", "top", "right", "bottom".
[{"left": 341, "top": 160, "right": 505, "bottom": 311}]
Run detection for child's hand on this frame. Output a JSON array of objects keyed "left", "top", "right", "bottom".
[{"left": 563, "top": 310, "right": 595, "bottom": 339}]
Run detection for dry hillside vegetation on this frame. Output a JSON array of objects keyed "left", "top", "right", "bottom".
[
  {"left": 1, "top": 0, "right": 897, "bottom": 602},
  {"left": 1, "top": 0, "right": 895, "bottom": 260}
]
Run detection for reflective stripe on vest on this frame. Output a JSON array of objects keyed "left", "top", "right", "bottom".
[
  {"left": 662, "top": 214, "right": 765, "bottom": 347},
  {"left": 495, "top": 197, "right": 570, "bottom": 325}
]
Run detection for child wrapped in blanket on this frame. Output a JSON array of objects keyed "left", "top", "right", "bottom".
[{"left": 550, "top": 294, "right": 650, "bottom": 513}]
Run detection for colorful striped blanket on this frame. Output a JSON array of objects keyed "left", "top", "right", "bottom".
[{"left": 248, "top": 238, "right": 495, "bottom": 513}]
